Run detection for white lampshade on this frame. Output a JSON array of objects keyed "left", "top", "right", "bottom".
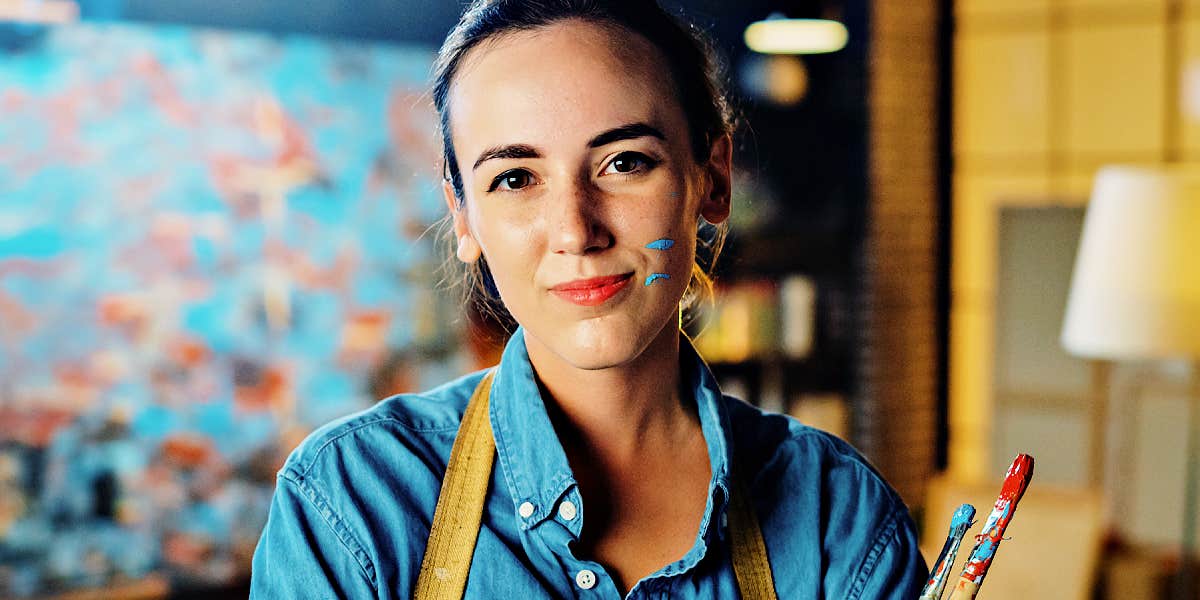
[{"left": 1062, "top": 165, "right": 1200, "bottom": 360}]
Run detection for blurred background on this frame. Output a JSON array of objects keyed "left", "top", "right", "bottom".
[{"left": 1, "top": 0, "right": 1198, "bottom": 598}]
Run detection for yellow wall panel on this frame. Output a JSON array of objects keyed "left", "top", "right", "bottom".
[
  {"left": 951, "top": 173, "right": 1052, "bottom": 295},
  {"left": 951, "top": 0, "right": 1189, "bottom": 502},
  {"left": 1180, "top": 18, "right": 1200, "bottom": 160},
  {"left": 955, "top": 30, "right": 1052, "bottom": 163},
  {"left": 1062, "top": 0, "right": 1166, "bottom": 14},
  {"left": 957, "top": 0, "right": 1049, "bottom": 23},
  {"left": 948, "top": 305, "right": 996, "bottom": 482},
  {"left": 1063, "top": 23, "right": 1167, "bottom": 165},
  {"left": 1052, "top": 166, "right": 1110, "bottom": 200},
  {"left": 950, "top": 172, "right": 1055, "bottom": 483}
]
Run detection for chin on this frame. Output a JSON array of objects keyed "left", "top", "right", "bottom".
[
  {"left": 533, "top": 312, "right": 675, "bottom": 371},
  {"left": 561, "top": 323, "right": 645, "bottom": 370}
]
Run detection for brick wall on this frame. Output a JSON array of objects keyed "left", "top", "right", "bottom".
[{"left": 857, "top": 0, "right": 944, "bottom": 506}]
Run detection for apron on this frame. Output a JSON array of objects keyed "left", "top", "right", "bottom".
[{"left": 414, "top": 371, "right": 778, "bottom": 600}]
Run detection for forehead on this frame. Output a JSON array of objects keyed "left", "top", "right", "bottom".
[{"left": 447, "top": 19, "right": 685, "bottom": 154}]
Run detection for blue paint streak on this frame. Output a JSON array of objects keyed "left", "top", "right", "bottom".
[
  {"left": 644, "top": 273, "right": 670, "bottom": 286},
  {"left": 919, "top": 503, "right": 976, "bottom": 600},
  {"left": 0, "top": 227, "right": 64, "bottom": 258},
  {"left": 645, "top": 238, "right": 675, "bottom": 251},
  {"left": 951, "top": 503, "right": 976, "bottom": 528}
]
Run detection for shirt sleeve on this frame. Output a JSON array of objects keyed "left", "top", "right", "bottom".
[
  {"left": 250, "top": 473, "right": 378, "bottom": 599},
  {"left": 849, "top": 507, "right": 928, "bottom": 600}
]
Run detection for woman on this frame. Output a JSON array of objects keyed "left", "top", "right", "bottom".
[{"left": 251, "top": 1, "right": 928, "bottom": 598}]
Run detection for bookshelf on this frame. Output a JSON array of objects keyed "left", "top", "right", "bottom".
[{"left": 692, "top": 231, "right": 859, "bottom": 440}]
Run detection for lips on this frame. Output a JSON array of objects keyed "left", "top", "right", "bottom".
[{"left": 549, "top": 273, "right": 634, "bottom": 306}]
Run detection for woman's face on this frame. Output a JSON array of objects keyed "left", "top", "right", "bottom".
[{"left": 444, "top": 19, "right": 731, "bottom": 371}]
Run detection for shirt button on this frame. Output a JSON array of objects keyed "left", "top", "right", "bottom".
[
  {"left": 518, "top": 501, "right": 535, "bottom": 519},
  {"left": 575, "top": 569, "right": 597, "bottom": 590},
  {"left": 558, "top": 500, "right": 577, "bottom": 521}
]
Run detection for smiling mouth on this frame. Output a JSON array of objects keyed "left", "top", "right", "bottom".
[{"left": 549, "top": 273, "right": 635, "bottom": 306}]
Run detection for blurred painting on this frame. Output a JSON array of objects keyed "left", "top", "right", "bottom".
[{"left": 0, "top": 22, "right": 462, "bottom": 596}]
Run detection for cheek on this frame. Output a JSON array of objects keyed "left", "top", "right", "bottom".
[
  {"left": 467, "top": 209, "right": 543, "bottom": 295},
  {"left": 479, "top": 233, "right": 536, "bottom": 280}
]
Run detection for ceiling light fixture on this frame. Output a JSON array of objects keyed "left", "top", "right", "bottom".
[{"left": 744, "top": 12, "right": 848, "bottom": 55}]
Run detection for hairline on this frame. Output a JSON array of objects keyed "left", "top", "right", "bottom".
[{"left": 443, "top": 17, "right": 700, "bottom": 193}]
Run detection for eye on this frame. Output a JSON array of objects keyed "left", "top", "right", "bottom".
[
  {"left": 601, "top": 152, "right": 657, "bottom": 176},
  {"left": 488, "top": 169, "right": 534, "bottom": 192}
]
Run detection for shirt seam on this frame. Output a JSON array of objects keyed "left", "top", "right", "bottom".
[
  {"left": 846, "top": 507, "right": 902, "bottom": 600},
  {"left": 490, "top": 382, "right": 533, "bottom": 518},
  {"left": 786, "top": 428, "right": 871, "bottom": 471},
  {"left": 290, "top": 416, "right": 460, "bottom": 480},
  {"left": 279, "top": 471, "right": 380, "bottom": 592},
  {"left": 778, "top": 428, "right": 897, "bottom": 501},
  {"left": 744, "top": 427, "right": 880, "bottom": 494}
]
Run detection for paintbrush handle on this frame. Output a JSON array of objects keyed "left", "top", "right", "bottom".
[
  {"left": 945, "top": 577, "right": 980, "bottom": 600},
  {"left": 920, "top": 504, "right": 976, "bottom": 600}
]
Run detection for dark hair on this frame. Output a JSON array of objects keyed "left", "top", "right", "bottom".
[{"left": 433, "top": 0, "right": 735, "bottom": 328}]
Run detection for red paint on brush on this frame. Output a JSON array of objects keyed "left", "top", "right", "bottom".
[
  {"left": 1000, "top": 453, "right": 1034, "bottom": 501},
  {"left": 951, "top": 453, "right": 1035, "bottom": 596}
]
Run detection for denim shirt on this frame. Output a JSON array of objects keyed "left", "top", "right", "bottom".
[{"left": 251, "top": 328, "right": 928, "bottom": 599}]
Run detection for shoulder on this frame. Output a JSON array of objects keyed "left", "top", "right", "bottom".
[
  {"left": 723, "top": 396, "right": 926, "bottom": 598},
  {"left": 723, "top": 394, "right": 899, "bottom": 505},
  {"left": 279, "top": 369, "right": 487, "bottom": 483},
  {"left": 255, "top": 370, "right": 491, "bottom": 594}
]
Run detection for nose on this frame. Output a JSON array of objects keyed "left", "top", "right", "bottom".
[{"left": 548, "top": 180, "right": 613, "bottom": 255}]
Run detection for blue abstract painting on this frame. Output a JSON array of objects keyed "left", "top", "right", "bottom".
[{"left": 0, "top": 22, "right": 461, "bottom": 596}]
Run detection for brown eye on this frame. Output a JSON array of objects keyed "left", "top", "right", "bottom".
[
  {"left": 602, "top": 152, "right": 657, "bottom": 176},
  {"left": 612, "top": 156, "right": 639, "bottom": 173},
  {"left": 489, "top": 169, "right": 532, "bottom": 192}
]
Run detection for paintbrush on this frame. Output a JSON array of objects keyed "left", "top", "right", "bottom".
[
  {"left": 946, "top": 453, "right": 1035, "bottom": 600},
  {"left": 919, "top": 503, "right": 976, "bottom": 600}
]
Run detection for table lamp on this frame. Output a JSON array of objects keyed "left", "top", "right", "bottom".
[{"left": 1061, "top": 165, "right": 1200, "bottom": 597}]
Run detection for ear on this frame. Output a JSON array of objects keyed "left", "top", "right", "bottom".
[
  {"left": 698, "top": 133, "right": 732, "bottom": 225},
  {"left": 442, "top": 179, "right": 481, "bottom": 263}
]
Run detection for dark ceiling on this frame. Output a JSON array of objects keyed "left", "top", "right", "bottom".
[{"left": 95, "top": 0, "right": 787, "bottom": 51}]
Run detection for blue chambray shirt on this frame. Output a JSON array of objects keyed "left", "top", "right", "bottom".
[{"left": 251, "top": 328, "right": 928, "bottom": 599}]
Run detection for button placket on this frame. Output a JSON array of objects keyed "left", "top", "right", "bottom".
[
  {"left": 557, "top": 499, "right": 577, "bottom": 521},
  {"left": 574, "top": 568, "right": 597, "bottom": 590},
  {"left": 518, "top": 501, "right": 536, "bottom": 519}
]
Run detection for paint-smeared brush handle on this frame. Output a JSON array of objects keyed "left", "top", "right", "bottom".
[
  {"left": 946, "top": 453, "right": 1035, "bottom": 600},
  {"left": 947, "top": 579, "right": 980, "bottom": 599},
  {"left": 919, "top": 503, "right": 976, "bottom": 600}
]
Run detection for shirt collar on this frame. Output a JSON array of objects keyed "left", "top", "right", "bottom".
[
  {"left": 489, "top": 327, "right": 733, "bottom": 541},
  {"left": 489, "top": 327, "right": 576, "bottom": 528}
]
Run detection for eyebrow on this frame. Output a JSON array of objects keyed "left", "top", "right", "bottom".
[
  {"left": 471, "top": 122, "right": 666, "bottom": 172},
  {"left": 587, "top": 122, "right": 666, "bottom": 149},
  {"left": 472, "top": 144, "right": 539, "bottom": 172}
]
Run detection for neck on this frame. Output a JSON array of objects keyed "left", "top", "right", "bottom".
[{"left": 525, "top": 321, "right": 696, "bottom": 465}]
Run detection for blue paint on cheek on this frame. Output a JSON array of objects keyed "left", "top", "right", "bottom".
[
  {"left": 645, "top": 238, "right": 675, "bottom": 251},
  {"left": 644, "top": 273, "right": 670, "bottom": 286}
]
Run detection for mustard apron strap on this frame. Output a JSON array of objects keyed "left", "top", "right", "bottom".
[
  {"left": 415, "top": 369, "right": 777, "bottom": 600},
  {"left": 728, "top": 477, "right": 779, "bottom": 600},
  {"left": 414, "top": 371, "right": 497, "bottom": 600}
]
